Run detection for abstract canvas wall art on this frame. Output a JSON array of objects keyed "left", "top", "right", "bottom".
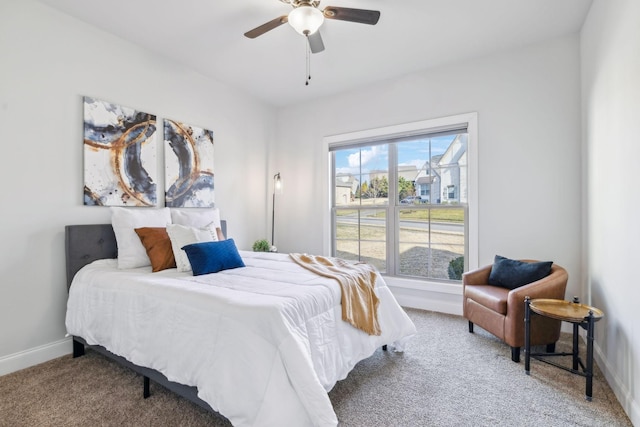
[
  {"left": 164, "top": 119, "right": 214, "bottom": 207},
  {"left": 83, "top": 97, "right": 158, "bottom": 206}
]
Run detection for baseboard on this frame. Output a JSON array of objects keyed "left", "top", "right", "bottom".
[
  {"left": 0, "top": 337, "right": 72, "bottom": 376},
  {"left": 594, "top": 342, "right": 639, "bottom": 425}
]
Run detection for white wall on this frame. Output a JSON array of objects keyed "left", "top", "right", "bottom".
[
  {"left": 0, "top": 0, "right": 275, "bottom": 372},
  {"left": 581, "top": 0, "right": 640, "bottom": 423},
  {"left": 275, "top": 35, "right": 583, "bottom": 309},
  {"left": 2, "top": 2, "right": 635, "bottom": 423}
]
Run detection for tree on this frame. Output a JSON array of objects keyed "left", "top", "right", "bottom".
[
  {"left": 359, "top": 181, "right": 369, "bottom": 199},
  {"left": 370, "top": 175, "right": 389, "bottom": 198},
  {"left": 398, "top": 177, "right": 414, "bottom": 201}
]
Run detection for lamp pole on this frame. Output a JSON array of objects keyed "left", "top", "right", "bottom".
[{"left": 271, "top": 172, "right": 281, "bottom": 246}]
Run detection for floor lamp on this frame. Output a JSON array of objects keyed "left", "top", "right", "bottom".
[{"left": 271, "top": 172, "right": 282, "bottom": 249}]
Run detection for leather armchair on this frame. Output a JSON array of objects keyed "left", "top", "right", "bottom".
[{"left": 462, "top": 261, "right": 568, "bottom": 362}]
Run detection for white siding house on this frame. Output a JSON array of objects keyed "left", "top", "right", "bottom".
[{"left": 436, "top": 134, "right": 468, "bottom": 204}]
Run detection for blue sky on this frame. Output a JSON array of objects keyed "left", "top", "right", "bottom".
[{"left": 335, "top": 135, "right": 456, "bottom": 181}]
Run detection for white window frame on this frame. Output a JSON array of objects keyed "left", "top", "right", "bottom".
[{"left": 322, "top": 113, "right": 478, "bottom": 289}]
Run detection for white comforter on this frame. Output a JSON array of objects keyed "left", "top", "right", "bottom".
[{"left": 66, "top": 251, "right": 416, "bottom": 427}]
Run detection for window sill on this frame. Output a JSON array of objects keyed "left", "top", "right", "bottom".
[
  {"left": 383, "top": 275, "right": 463, "bottom": 315},
  {"left": 383, "top": 275, "right": 462, "bottom": 295}
]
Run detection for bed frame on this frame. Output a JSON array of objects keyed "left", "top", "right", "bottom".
[{"left": 65, "top": 222, "right": 227, "bottom": 416}]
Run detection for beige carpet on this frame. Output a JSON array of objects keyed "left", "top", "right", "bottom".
[{"left": 0, "top": 309, "right": 632, "bottom": 426}]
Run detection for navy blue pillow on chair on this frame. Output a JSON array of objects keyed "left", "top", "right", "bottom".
[
  {"left": 182, "top": 239, "right": 245, "bottom": 276},
  {"left": 488, "top": 255, "right": 552, "bottom": 290}
]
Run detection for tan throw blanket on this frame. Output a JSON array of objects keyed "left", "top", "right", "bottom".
[{"left": 290, "top": 253, "right": 381, "bottom": 336}]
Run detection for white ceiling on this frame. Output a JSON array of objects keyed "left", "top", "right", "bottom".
[{"left": 35, "top": 0, "right": 592, "bottom": 107}]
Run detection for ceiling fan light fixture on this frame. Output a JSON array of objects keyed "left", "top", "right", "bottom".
[{"left": 288, "top": 6, "right": 324, "bottom": 36}]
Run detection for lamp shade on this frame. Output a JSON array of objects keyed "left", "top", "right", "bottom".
[
  {"left": 272, "top": 172, "right": 282, "bottom": 246},
  {"left": 288, "top": 6, "right": 324, "bottom": 36},
  {"left": 274, "top": 172, "right": 283, "bottom": 194}
]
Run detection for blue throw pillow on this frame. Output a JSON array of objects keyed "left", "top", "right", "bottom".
[
  {"left": 181, "top": 239, "right": 245, "bottom": 276},
  {"left": 488, "top": 255, "right": 552, "bottom": 290}
]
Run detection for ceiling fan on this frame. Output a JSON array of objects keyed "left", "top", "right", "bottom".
[{"left": 244, "top": 0, "right": 380, "bottom": 54}]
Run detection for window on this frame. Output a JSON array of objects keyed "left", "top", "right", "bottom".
[
  {"left": 419, "top": 184, "right": 430, "bottom": 198},
  {"left": 326, "top": 114, "right": 477, "bottom": 283},
  {"left": 446, "top": 185, "right": 456, "bottom": 200}
]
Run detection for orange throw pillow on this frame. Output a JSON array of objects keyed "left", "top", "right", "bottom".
[{"left": 134, "top": 227, "right": 176, "bottom": 272}]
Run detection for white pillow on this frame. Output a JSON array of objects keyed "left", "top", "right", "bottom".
[
  {"left": 166, "top": 223, "right": 216, "bottom": 272},
  {"left": 170, "top": 208, "right": 221, "bottom": 234},
  {"left": 111, "top": 207, "right": 172, "bottom": 269}
]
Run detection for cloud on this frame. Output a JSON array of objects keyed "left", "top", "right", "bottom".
[{"left": 348, "top": 146, "right": 381, "bottom": 168}]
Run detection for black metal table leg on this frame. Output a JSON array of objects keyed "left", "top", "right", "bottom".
[
  {"left": 586, "top": 311, "right": 595, "bottom": 401},
  {"left": 572, "top": 297, "right": 580, "bottom": 371},
  {"left": 524, "top": 296, "right": 531, "bottom": 374},
  {"left": 144, "top": 376, "right": 150, "bottom": 398},
  {"left": 572, "top": 322, "right": 580, "bottom": 370}
]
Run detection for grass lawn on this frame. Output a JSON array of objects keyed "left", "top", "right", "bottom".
[{"left": 335, "top": 204, "right": 464, "bottom": 223}]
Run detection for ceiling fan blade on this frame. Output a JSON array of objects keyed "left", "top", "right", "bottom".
[
  {"left": 244, "top": 15, "right": 288, "bottom": 39},
  {"left": 323, "top": 6, "right": 380, "bottom": 25},
  {"left": 307, "top": 31, "right": 325, "bottom": 54}
]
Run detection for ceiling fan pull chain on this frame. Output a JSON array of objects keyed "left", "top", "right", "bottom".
[{"left": 305, "top": 37, "right": 311, "bottom": 86}]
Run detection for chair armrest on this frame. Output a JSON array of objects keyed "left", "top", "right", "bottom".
[
  {"left": 503, "top": 264, "right": 569, "bottom": 347},
  {"left": 506, "top": 265, "right": 569, "bottom": 319},
  {"left": 462, "top": 264, "right": 493, "bottom": 287}
]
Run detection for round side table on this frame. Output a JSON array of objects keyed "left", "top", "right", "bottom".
[{"left": 524, "top": 297, "right": 604, "bottom": 401}]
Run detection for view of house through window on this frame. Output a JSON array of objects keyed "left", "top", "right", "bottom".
[{"left": 331, "top": 129, "right": 468, "bottom": 282}]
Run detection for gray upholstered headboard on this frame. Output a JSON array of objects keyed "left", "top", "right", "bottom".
[{"left": 65, "top": 221, "right": 227, "bottom": 290}]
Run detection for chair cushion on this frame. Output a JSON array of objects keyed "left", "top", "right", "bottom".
[
  {"left": 464, "top": 285, "right": 509, "bottom": 315},
  {"left": 488, "top": 255, "right": 552, "bottom": 290}
]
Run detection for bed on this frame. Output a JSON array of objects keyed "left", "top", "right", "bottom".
[{"left": 65, "top": 221, "right": 416, "bottom": 427}]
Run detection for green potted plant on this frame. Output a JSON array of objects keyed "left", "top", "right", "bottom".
[{"left": 252, "top": 239, "right": 271, "bottom": 252}]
